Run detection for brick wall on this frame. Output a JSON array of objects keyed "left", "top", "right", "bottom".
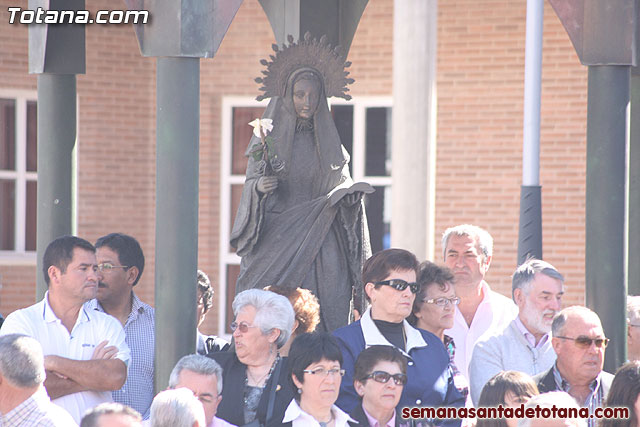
[{"left": 0, "top": 0, "right": 588, "bottom": 333}]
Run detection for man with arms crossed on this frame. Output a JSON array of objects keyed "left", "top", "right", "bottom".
[
  {"left": 442, "top": 224, "right": 518, "bottom": 379},
  {"left": 0, "top": 235, "right": 130, "bottom": 423},
  {"left": 469, "top": 258, "right": 564, "bottom": 404}
]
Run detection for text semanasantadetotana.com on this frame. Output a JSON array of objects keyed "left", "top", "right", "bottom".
[{"left": 401, "top": 405, "right": 630, "bottom": 421}]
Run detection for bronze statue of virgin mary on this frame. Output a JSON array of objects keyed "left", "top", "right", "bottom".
[{"left": 230, "top": 34, "right": 371, "bottom": 331}]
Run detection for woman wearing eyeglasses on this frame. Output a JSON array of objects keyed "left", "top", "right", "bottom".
[
  {"left": 333, "top": 249, "right": 464, "bottom": 426},
  {"left": 208, "top": 289, "right": 295, "bottom": 426},
  {"left": 348, "top": 345, "right": 412, "bottom": 427},
  {"left": 282, "top": 332, "right": 354, "bottom": 426},
  {"left": 408, "top": 261, "right": 469, "bottom": 399}
]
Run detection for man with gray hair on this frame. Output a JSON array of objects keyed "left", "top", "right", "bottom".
[
  {"left": 80, "top": 402, "right": 142, "bottom": 427},
  {"left": 627, "top": 296, "right": 640, "bottom": 361},
  {"left": 469, "top": 258, "right": 564, "bottom": 404},
  {"left": 442, "top": 224, "right": 518, "bottom": 379},
  {"left": 168, "top": 355, "right": 234, "bottom": 427},
  {"left": 150, "top": 388, "right": 205, "bottom": 427},
  {"left": 534, "top": 306, "right": 613, "bottom": 427},
  {"left": 0, "top": 334, "right": 77, "bottom": 426}
]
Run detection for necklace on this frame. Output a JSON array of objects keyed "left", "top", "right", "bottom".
[
  {"left": 245, "top": 353, "right": 280, "bottom": 388},
  {"left": 318, "top": 411, "right": 334, "bottom": 427}
]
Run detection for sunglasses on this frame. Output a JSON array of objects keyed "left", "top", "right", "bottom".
[
  {"left": 363, "top": 370, "right": 408, "bottom": 386},
  {"left": 556, "top": 335, "right": 610, "bottom": 349},
  {"left": 230, "top": 321, "right": 259, "bottom": 333},
  {"left": 374, "top": 279, "right": 419, "bottom": 294}
]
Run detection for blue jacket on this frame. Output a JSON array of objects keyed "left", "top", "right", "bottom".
[{"left": 333, "top": 309, "right": 464, "bottom": 426}]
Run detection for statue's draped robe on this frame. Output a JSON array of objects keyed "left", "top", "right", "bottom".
[{"left": 230, "top": 78, "right": 371, "bottom": 331}]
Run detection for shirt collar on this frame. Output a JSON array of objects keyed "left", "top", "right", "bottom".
[
  {"left": 552, "top": 362, "right": 602, "bottom": 393},
  {"left": 86, "top": 292, "right": 146, "bottom": 323},
  {"left": 42, "top": 291, "right": 90, "bottom": 325},
  {"left": 514, "top": 316, "right": 549, "bottom": 348},
  {"left": 361, "top": 307, "right": 427, "bottom": 356},
  {"left": 282, "top": 399, "right": 354, "bottom": 425},
  {"left": 363, "top": 405, "right": 395, "bottom": 427}
]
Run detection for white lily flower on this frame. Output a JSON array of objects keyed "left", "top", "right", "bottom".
[{"left": 248, "top": 118, "right": 274, "bottom": 138}]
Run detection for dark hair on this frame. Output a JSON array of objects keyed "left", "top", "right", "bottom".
[
  {"left": 408, "top": 261, "right": 455, "bottom": 326},
  {"left": 601, "top": 361, "right": 640, "bottom": 427},
  {"left": 43, "top": 235, "right": 95, "bottom": 285},
  {"left": 95, "top": 233, "right": 145, "bottom": 286},
  {"left": 197, "top": 270, "right": 213, "bottom": 313},
  {"left": 362, "top": 249, "right": 419, "bottom": 302},
  {"left": 289, "top": 332, "right": 343, "bottom": 397},
  {"left": 264, "top": 285, "right": 320, "bottom": 336},
  {"left": 476, "top": 371, "right": 539, "bottom": 427},
  {"left": 353, "top": 345, "right": 407, "bottom": 383}
]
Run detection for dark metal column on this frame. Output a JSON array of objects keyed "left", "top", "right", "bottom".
[
  {"left": 154, "top": 57, "right": 200, "bottom": 391},
  {"left": 35, "top": 75, "right": 76, "bottom": 298},
  {"left": 28, "top": 0, "right": 85, "bottom": 299},
  {"left": 259, "top": 0, "right": 368, "bottom": 55},
  {"left": 585, "top": 66, "right": 629, "bottom": 371},
  {"left": 549, "top": 0, "right": 636, "bottom": 371}
]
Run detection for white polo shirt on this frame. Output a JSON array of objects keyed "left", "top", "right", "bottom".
[
  {"left": 444, "top": 281, "right": 518, "bottom": 380},
  {"left": 0, "top": 292, "right": 130, "bottom": 423}
]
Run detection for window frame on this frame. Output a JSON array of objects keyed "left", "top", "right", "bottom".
[
  {"left": 0, "top": 89, "right": 37, "bottom": 265},
  {"left": 218, "top": 95, "right": 392, "bottom": 336}
]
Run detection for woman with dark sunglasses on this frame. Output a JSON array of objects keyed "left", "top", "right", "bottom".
[
  {"left": 348, "top": 345, "right": 414, "bottom": 427},
  {"left": 333, "top": 249, "right": 465, "bottom": 427}
]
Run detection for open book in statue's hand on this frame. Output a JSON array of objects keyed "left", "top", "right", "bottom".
[{"left": 328, "top": 182, "right": 375, "bottom": 207}]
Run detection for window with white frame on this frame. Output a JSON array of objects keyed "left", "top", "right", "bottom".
[
  {"left": 218, "top": 96, "right": 392, "bottom": 335},
  {"left": 0, "top": 91, "right": 37, "bottom": 259}
]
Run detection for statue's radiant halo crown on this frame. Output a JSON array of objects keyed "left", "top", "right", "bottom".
[{"left": 255, "top": 32, "right": 354, "bottom": 102}]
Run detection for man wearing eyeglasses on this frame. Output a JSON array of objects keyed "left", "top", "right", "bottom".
[
  {"left": 85, "top": 233, "right": 155, "bottom": 420},
  {"left": 168, "top": 355, "right": 235, "bottom": 427},
  {"left": 534, "top": 306, "right": 613, "bottom": 427},
  {"left": 627, "top": 296, "right": 640, "bottom": 361},
  {"left": 0, "top": 235, "right": 130, "bottom": 423},
  {"left": 468, "top": 258, "right": 564, "bottom": 405}
]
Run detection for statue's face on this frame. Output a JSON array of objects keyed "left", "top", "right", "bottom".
[{"left": 292, "top": 78, "right": 320, "bottom": 119}]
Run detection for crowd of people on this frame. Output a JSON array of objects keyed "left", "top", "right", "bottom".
[{"left": 0, "top": 224, "right": 639, "bottom": 427}]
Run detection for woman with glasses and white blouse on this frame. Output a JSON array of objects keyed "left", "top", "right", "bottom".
[
  {"left": 349, "top": 345, "right": 413, "bottom": 427},
  {"left": 333, "top": 249, "right": 464, "bottom": 427},
  {"left": 282, "top": 332, "right": 354, "bottom": 427},
  {"left": 209, "top": 289, "right": 295, "bottom": 426}
]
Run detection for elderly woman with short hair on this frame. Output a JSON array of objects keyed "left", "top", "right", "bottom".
[
  {"left": 333, "top": 249, "right": 464, "bottom": 426},
  {"left": 209, "top": 289, "right": 295, "bottom": 426}
]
